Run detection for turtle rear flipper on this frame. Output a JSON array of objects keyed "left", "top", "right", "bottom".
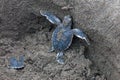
[
  {"left": 40, "top": 10, "right": 61, "bottom": 25},
  {"left": 48, "top": 45, "right": 55, "bottom": 53},
  {"left": 56, "top": 52, "right": 64, "bottom": 64},
  {"left": 72, "top": 29, "right": 90, "bottom": 45}
]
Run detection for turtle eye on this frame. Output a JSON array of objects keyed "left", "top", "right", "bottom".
[
  {"left": 63, "top": 15, "right": 71, "bottom": 23},
  {"left": 64, "top": 15, "right": 71, "bottom": 21}
]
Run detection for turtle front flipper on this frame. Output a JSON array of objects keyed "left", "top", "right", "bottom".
[
  {"left": 72, "top": 29, "right": 90, "bottom": 45},
  {"left": 56, "top": 52, "right": 64, "bottom": 64},
  {"left": 40, "top": 10, "right": 61, "bottom": 25}
]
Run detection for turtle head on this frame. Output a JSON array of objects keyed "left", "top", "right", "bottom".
[{"left": 63, "top": 15, "right": 72, "bottom": 27}]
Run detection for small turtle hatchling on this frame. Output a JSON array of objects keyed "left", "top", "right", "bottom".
[
  {"left": 9, "top": 55, "right": 24, "bottom": 69},
  {"left": 40, "top": 10, "right": 90, "bottom": 64}
]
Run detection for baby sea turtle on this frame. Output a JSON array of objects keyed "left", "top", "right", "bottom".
[
  {"left": 9, "top": 55, "right": 24, "bottom": 69},
  {"left": 40, "top": 10, "right": 90, "bottom": 64}
]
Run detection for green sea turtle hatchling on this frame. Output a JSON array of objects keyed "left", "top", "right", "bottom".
[
  {"left": 9, "top": 55, "right": 24, "bottom": 69},
  {"left": 40, "top": 10, "right": 90, "bottom": 64}
]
